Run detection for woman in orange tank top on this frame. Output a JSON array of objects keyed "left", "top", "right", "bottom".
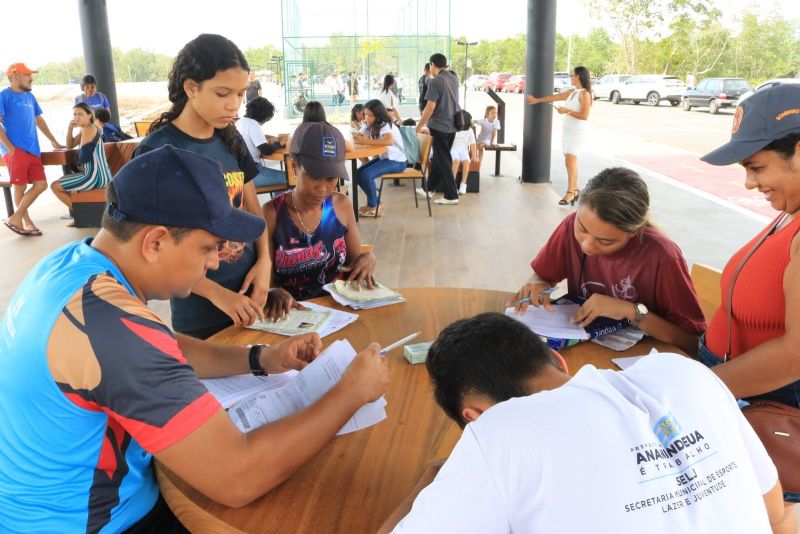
[{"left": 700, "top": 83, "right": 800, "bottom": 409}]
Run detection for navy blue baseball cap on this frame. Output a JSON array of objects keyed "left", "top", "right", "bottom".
[
  {"left": 702, "top": 84, "right": 800, "bottom": 166},
  {"left": 290, "top": 121, "right": 348, "bottom": 178},
  {"left": 108, "top": 145, "right": 265, "bottom": 242}
]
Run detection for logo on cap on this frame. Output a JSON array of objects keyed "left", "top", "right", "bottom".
[
  {"left": 731, "top": 106, "right": 744, "bottom": 134},
  {"left": 776, "top": 108, "right": 800, "bottom": 121},
  {"left": 322, "top": 136, "right": 337, "bottom": 158}
]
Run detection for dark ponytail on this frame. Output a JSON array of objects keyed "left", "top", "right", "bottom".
[{"left": 150, "top": 33, "right": 249, "bottom": 156}]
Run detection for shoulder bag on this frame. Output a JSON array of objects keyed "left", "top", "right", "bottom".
[
  {"left": 726, "top": 212, "right": 800, "bottom": 498},
  {"left": 443, "top": 74, "right": 470, "bottom": 131}
]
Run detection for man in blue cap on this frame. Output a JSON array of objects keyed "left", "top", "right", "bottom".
[{"left": 0, "top": 146, "right": 389, "bottom": 532}]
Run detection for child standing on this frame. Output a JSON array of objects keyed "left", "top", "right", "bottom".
[
  {"left": 451, "top": 121, "right": 478, "bottom": 195},
  {"left": 476, "top": 105, "right": 501, "bottom": 159}
]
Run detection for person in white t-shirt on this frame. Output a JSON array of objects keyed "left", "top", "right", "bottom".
[
  {"left": 352, "top": 99, "right": 407, "bottom": 217},
  {"left": 451, "top": 118, "right": 478, "bottom": 195},
  {"left": 378, "top": 74, "right": 401, "bottom": 123},
  {"left": 476, "top": 105, "right": 501, "bottom": 159},
  {"left": 235, "top": 97, "right": 288, "bottom": 187},
  {"left": 379, "top": 313, "right": 794, "bottom": 534}
]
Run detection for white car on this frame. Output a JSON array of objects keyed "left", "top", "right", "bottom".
[
  {"left": 592, "top": 74, "right": 631, "bottom": 100},
  {"left": 613, "top": 74, "right": 686, "bottom": 106},
  {"left": 739, "top": 78, "right": 800, "bottom": 103},
  {"left": 466, "top": 75, "right": 488, "bottom": 91},
  {"left": 553, "top": 72, "right": 571, "bottom": 93}
]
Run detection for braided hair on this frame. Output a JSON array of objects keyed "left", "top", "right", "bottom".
[{"left": 149, "top": 34, "right": 249, "bottom": 156}]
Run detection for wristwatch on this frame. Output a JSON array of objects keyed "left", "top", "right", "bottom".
[
  {"left": 631, "top": 303, "right": 649, "bottom": 327},
  {"left": 248, "top": 344, "right": 268, "bottom": 376}
]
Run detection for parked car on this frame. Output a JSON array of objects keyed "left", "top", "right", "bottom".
[
  {"left": 682, "top": 78, "right": 751, "bottom": 114},
  {"left": 613, "top": 75, "right": 686, "bottom": 106},
  {"left": 553, "top": 72, "right": 571, "bottom": 93},
  {"left": 503, "top": 75, "right": 526, "bottom": 93},
  {"left": 484, "top": 72, "right": 511, "bottom": 92},
  {"left": 466, "top": 74, "right": 488, "bottom": 90},
  {"left": 592, "top": 74, "right": 631, "bottom": 100},
  {"left": 739, "top": 78, "right": 800, "bottom": 103}
]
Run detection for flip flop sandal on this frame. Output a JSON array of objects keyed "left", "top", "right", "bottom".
[
  {"left": 28, "top": 228, "right": 43, "bottom": 236},
  {"left": 3, "top": 220, "right": 33, "bottom": 237}
]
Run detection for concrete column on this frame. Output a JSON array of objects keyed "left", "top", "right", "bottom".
[
  {"left": 521, "top": 0, "right": 557, "bottom": 183},
  {"left": 78, "top": 0, "right": 119, "bottom": 125}
]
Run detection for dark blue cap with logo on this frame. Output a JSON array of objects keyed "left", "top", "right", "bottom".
[
  {"left": 108, "top": 145, "right": 265, "bottom": 242},
  {"left": 702, "top": 84, "right": 800, "bottom": 166},
  {"left": 289, "top": 121, "right": 348, "bottom": 178}
]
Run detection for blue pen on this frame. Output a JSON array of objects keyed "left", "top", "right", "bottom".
[{"left": 518, "top": 287, "right": 556, "bottom": 304}]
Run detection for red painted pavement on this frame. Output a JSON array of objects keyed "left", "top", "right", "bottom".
[{"left": 617, "top": 154, "right": 775, "bottom": 218}]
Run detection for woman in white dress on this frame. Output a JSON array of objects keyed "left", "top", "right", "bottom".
[{"left": 527, "top": 66, "right": 592, "bottom": 205}]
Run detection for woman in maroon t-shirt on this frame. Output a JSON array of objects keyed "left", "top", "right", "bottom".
[{"left": 508, "top": 167, "right": 705, "bottom": 355}]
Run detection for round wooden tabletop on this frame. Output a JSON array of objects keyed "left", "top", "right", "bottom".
[{"left": 156, "top": 287, "right": 678, "bottom": 533}]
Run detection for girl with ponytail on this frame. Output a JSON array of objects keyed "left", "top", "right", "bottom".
[{"left": 135, "top": 33, "right": 271, "bottom": 339}]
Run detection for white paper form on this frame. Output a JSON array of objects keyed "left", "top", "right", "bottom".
[
  {"left": 611, "top": 348, "right": 660, "bottom": 370},
  {"left": 227, "top": 340, "right": 387, "bottom": 435},
  {"left": 300, "top": 302, "right": 359, "bottom": 338},
  {"left": 201, "top": 372, "right": 298, "bottom": 409},
  {"left": 504, "top": 304, "right": 590, "bottom": 340}
]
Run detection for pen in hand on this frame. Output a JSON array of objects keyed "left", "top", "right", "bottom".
[
  {"left": 518, "top": 287, "right": 557, "bottom": 304},
  {"left": 379, "top": 332, "right": 421, "bottom": 355}
]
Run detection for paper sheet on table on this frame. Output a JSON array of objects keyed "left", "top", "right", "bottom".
[
  {"left": 333, "top": 280, "right": 402, "bottom": 302},
  {"left": 228, "top": 339, "right": 387, "bottom": 435},
  {"left": 299, "top": 302, "right": 359, "bottom": 338},
  {"left": 246, "top": 302, "right": 358, "bottom": 338},
  {"left": 201, "top": 371, "right": 298, "bottom": 409},
  {"left": 592, "top": 327, "right": 645, "bottom": 351},
  {"left": 324, "top": 283, "right": 405, "bottom": 309},
  {"left": 504, "top": 304, "right": 590, "bottom": 340},
  {"left": 247, "top": 309, "right": 331, "bottom": 335},
  {"left": 612, "top": 348, "right": 660, "bottom": 370}
]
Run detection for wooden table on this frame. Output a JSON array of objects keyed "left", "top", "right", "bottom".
[
  {"left": 156, "top": 288, "right": 679, "bottom": 533},
  {"left": 265, "top": 145, "right": 386, "bottom": 221}
]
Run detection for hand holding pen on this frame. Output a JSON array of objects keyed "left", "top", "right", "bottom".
[{"left": 506, "top": 283, "right": 557, "bottom": 315}]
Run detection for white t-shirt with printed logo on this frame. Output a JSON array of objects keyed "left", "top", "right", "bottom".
[{"left": 393, "top": 354, "right": 776, "bottom": 534}]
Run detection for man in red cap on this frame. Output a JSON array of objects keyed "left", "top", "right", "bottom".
[{"left": 0, "top": 62, "right": 64, "bottom": 236}]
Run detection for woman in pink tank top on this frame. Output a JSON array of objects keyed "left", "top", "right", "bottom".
[{"left": 700, "top": 83, "right": 800, "bottom": 410}]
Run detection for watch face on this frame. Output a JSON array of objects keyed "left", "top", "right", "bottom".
[{"left": 636, "top": 303, "right": 648, "bottom": 316}]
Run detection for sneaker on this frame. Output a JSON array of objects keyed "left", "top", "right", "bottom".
[
  {"left": 434, "top": 197, "right": 459, "bottom": 205},
  {"left": 458, "top": 183, "right": 467, "bottom": 195},
  {"left": 416, "top": 187, "right": 431, "bottom": 199}
]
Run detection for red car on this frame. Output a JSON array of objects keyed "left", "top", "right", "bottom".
[
  {"left": 484, "top": 72, "right": 511, "bottom": 92},
  {"left": 503, "top": 75, "right": 526, "bottom": 93}
]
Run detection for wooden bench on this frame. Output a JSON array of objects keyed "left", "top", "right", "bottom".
[
  {"left": 70, "top": 141, "right": 139, "bottom": 228},
  {"left": 483, "top": 143, "right": 518, "bottom": 176},
  {"left": 690, "top": 263, "right": 722, "bottom": 321}
]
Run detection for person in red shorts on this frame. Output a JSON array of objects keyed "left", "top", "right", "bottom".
[{"left": 0, "top": 62, "right": 64, "bottom": 236}]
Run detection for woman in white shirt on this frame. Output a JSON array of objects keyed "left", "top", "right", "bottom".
[
  {"left": 527, "top": 66, "right": 593, "bottom": 206},
  {"left": 378, "top": 74, "right": 401, "bottom": 123},
  {"left": 352, "top": 99, "right": 407, "bottom": 217}
]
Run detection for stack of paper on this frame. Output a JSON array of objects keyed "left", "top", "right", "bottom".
[
  {"left": 225, "top": 339, "right": 387, "bottom": 436},
  {"left": 323, "top": 280, "right": 405, "bottom": 309},
  {"left": 246, "top": 302, "right": 358, "bottom": 338},
  {"left": 504, "top": 304, "right": 590, "bottom": 340}
]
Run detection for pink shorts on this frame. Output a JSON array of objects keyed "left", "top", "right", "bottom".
[{"left": 3, "top": 149, "right": 46, "bottom": 185}]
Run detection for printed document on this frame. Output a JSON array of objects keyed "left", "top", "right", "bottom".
[
  {"left": 227, "top": 339, "right": 387, "bottom": 435},
  {"left": 504, "top": 304, "right": 590, "bottom": 340}
]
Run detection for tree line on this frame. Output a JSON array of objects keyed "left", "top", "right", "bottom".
[{"left": 452, "top": 2, "right": 799, "bottom": 84}]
